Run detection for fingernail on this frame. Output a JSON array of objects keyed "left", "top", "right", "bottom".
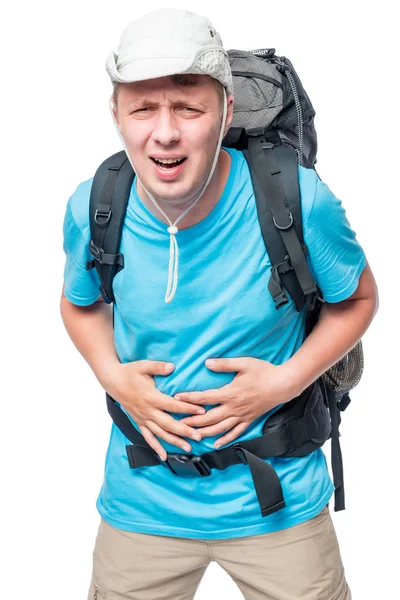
[
  {"left": 165, "top": 363, "right": 174, "bottom": 372},
  {"left": 214, "top": 442, "right": 220, "bottom": 449},
  {"left": 183, "top": 444, "right": 191, "bottom": 452},
  {"left": 175, "top": 394, "right": 181, "bottom": 400},
  {"left": 196, "top": 409, "right": 205, "bottom": 414},
  {"left": 206, "top": 359, "right": 216, "bottom": 367},
  {"left": 192, "top": 432, "right": 201, "bottom": 441}
]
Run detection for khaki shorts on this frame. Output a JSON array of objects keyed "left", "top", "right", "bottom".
[{"left": 88, "top": 505, "right": 350, "bottom": 600}]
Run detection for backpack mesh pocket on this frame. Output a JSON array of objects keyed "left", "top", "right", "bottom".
[{"left": 321, "top": 340, "right": 364, "bottom": 395}]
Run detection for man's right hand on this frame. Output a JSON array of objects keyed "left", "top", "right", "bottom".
[{"left": 104, "top": 360, "right": 205, "bottom": 461}]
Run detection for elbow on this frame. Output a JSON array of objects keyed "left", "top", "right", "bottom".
[
  {"left": 60, "top": 286, "right": 69, "bottom": 323},
  {"left": 369, "top": 269, "right": 380, "bottom": 320},
  {"left": 372, "top": 287, "right": 380, "bottom": 319}
]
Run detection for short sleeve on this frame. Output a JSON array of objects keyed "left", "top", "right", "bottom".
[
  {"left": 301, "top": 173, "right": 367, "bottom": 303},
  {"left": 62, "top": 181, "right": 101, "bottom": 306}
]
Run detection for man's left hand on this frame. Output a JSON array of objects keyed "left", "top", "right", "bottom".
[{"left": 176, "top": 357, "right": 299, "bottom": 448}]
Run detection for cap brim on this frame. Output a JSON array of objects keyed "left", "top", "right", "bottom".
[{"left": 107, "top": 54, "right": 196, "bottom": 84}]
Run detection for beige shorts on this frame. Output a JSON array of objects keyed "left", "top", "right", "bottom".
[{"left": 88, "top": 505, "right": 350, "bottom": 600}]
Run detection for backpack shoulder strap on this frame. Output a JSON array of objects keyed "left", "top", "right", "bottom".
[
  {"left": 86, "top": 150, "right": 135, "bottom": 303},
  {"left": 243, "top": 134, "right": 319, "bottom": 312}
]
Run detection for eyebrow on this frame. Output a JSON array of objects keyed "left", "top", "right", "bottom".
[{"left": 127, "top": 98, "right": 208, "bottom": 110}]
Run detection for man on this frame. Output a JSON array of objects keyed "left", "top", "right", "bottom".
[{"left": 60, "top": 8, "right": 378, "bottom": 600}]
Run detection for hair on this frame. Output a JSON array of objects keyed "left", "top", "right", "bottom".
[{"left": 112, "top": 74, "right": 225, "bottom": 108}]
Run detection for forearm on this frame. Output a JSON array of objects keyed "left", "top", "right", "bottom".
[
  {"left": 60, "top": 291, "right": 120, "bottom": 389},
  {"left": 283, "top": 297, "right": 377, "bottom": 396}
]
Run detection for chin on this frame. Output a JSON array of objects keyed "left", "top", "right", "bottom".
[{"left": 147, "top": 179, "right": 195, "bottom": 202}]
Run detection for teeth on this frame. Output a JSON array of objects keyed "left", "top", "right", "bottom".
[{"left": 154, "top": 158, "right": 184, "bottom": 164}]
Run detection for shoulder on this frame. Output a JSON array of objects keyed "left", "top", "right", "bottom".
[
  {"left": 66, "top": 177, "right": 94, "bottom": 240},
  {"left": 298, "top": 167, "right": 352, "bottom": 236},
  {"left": 297, "top": 165, "right": 320, "bottom": 226}
]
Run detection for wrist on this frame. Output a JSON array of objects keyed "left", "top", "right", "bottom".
[
  {"left": 96, "top": 359, "right": 122, "bottom": 394},
  {"left": 278, "top": 360, "right": 308, "bottom": 400}
]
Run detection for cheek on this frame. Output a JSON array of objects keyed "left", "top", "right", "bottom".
[
  {"left": 184, "top": 120, "right": 221, "bottom": 154},
  {"left": 120, "top": 121, "right": 149, "bottom": 152}
]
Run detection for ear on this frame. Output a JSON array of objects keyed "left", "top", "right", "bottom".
[
  {"left": 111, "top": 100, "right": 121, "bottom": 129},
  {"left": 223, "top": 94, "right": 234, "bottom": 137}
]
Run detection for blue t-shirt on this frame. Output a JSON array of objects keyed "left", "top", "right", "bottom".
[{"left": 63, "top": 147, "right": 366, "bottom": 539}]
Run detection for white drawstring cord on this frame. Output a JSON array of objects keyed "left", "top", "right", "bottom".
[{"left": 108, "top": 89, "right": 228, "bottom": 303}]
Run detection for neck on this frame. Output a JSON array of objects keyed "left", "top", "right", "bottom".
[{"left": 136, "top": 149, "right": 231, "bottom": 230}]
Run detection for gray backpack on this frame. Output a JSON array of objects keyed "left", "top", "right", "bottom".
[{"left": 226, "top": 48, "right": 363, "bottom": 401}]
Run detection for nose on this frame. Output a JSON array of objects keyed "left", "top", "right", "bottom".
[{"left": 151, "top": 110, "right": 181, "bottom": 145}]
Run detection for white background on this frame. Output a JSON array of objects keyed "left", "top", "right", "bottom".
[{"left": 1, "top": 1, "right": 399, "bottom": 598}]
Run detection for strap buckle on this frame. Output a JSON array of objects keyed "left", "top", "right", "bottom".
[
  {"left": 163, "top": 453, "right": 211, "bottom": 477},
  {"left": 89, "top": 241, "right": 104, "bottom": 264},
  {"left": 274, "top": 291, "right": 289, "bottom": 309}
]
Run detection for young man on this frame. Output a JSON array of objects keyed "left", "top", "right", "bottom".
[{"left": 61, "top": 8, "right": 378, "bottom": 600}]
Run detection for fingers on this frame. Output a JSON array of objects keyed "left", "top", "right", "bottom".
[
  {"left": 196, "top": 417, "right": 239, "bottom": 439},
  {"left": 156, "top": 411, "right": 202, "bottom": 442},
  {"left": 151, "top": 388, "right": 206, "bottom": 417},
  {"left": 146, "top": 421, "right": 194, "bottom": 455},
  {"left": 140, "top": 418, "right": 249, "bottom": 462},
  {"left": 140, "top": 415, "right": 250, "bottom": 466},
  {"left": 206, "top": 358, "right": 248, "bottom": 372},
  {"left": 135, "top": 360, "right": 175, "bottom": 376},
  {"left": 167, "top": 399, "right": 206, "bottom": 415},
  {"left": 174, "top": 388, "right": 225, "bottom": 405},
  {"left": 214, "top": 421, "right": 249, "bottom": 449},
  {"left": 180, "top": 406, "right": 226, "bottom": 427},
  {"left": 140, "top": 425, "right": 168, "bottom": 462},
  {"left": 144, "top": 386, "right": 206, "bottom": 417}
]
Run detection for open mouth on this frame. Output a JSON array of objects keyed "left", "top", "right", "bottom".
[{"left": 151, "top": 157, "right": 187, "bottom": 170}]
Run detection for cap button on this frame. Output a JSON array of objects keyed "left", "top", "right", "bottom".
[{"left": 167, "top": 226, "right": 178, "bottom": 235}]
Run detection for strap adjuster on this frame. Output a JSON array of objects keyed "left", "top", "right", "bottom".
[
  {"left": 89, "top": 241, "right": 104, "bottom": 263},
  {"left": 163, "top": 453, "right": 211, "bottom": 477},
  {"left": 274, "top": 291, "right": 289, "bottom": 309}
]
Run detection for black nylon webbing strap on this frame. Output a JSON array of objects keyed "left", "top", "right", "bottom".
[
  {"left": 107, "top": 393, "right": 291, "bottom": 459},
  {"left": 243, "top": 145, "right": 303, "bottom": 311},
  {"left": 107, "top": 390, "right": 328, "bottom": 465},
  {"left": 247, "top": 138, "right": 318, "bottom": 308},
  {"left": 106, "top": 389, "right": 330, "bottom": 518},
  {"left": 235, "top": 447, "right": 285, "bottom": 516},
  {"left": 325, "top": 382, "right": 345, "bottom": 511},
  {"left": 107, "top": 395, "right": 287, "bottom": 516},
  {"left": 126, "top": 444, "right": 161, "bottom": 468},
  {"left": 95, "top": 167, "right": 120, "bottom": 297},
  {"left": 88, "top": 242, "right": 124, "bottom": 266},
  {"left": 106, "top": 393, "right": 144, "bottom": 445},
  {"left": 268, "top": 257, "right": 293, "bottom": 308},
  {"left": 88, "top": 151, "right": 135, "bottom": 303}
]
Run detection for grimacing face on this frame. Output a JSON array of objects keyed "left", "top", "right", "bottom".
[{"left": 112, "top": 75, "right": 234, "bottom": 207}]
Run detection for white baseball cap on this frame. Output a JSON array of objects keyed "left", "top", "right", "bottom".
[{"left": 105, "top": 8, "right": 233, "bottom": 94}]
